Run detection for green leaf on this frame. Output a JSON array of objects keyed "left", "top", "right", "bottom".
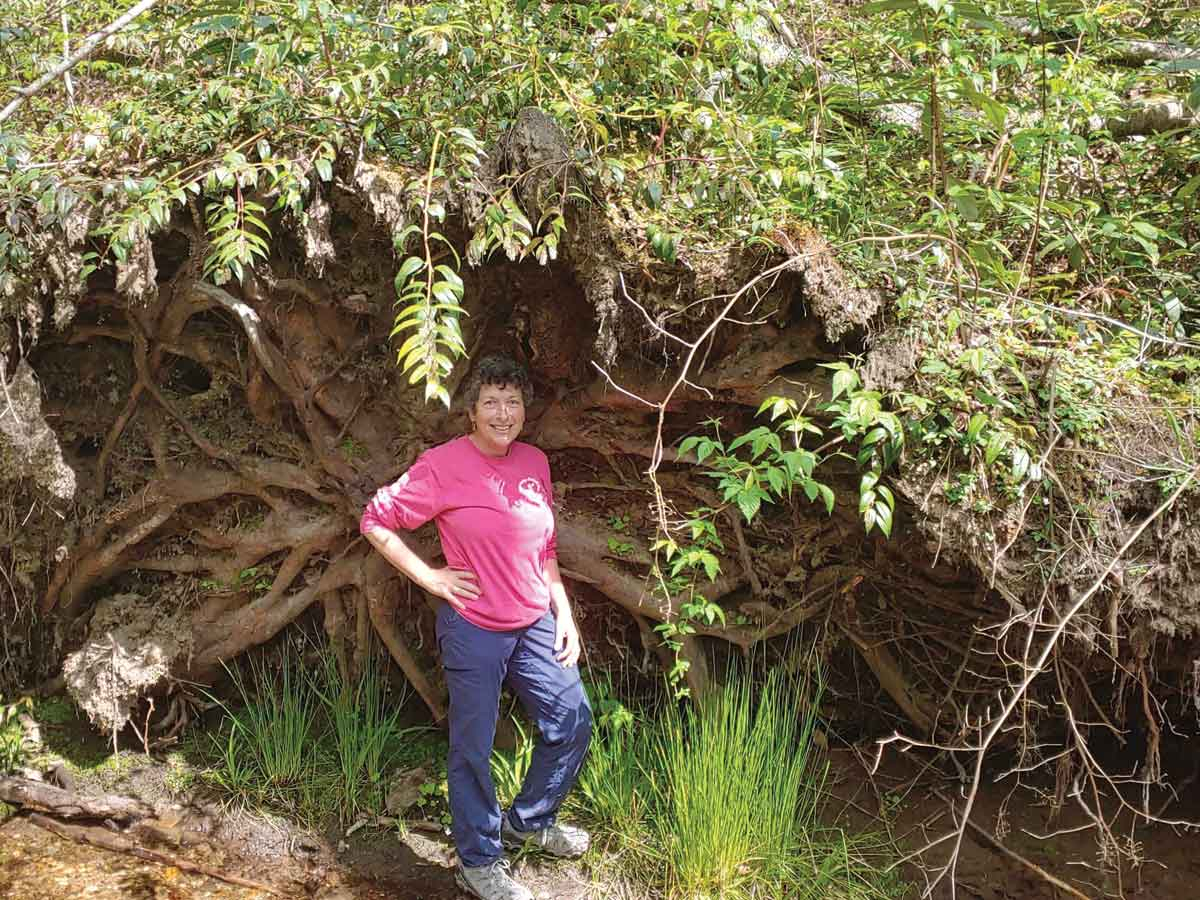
[
  {"left": 831, "top": 368, "right": 858, "bottom": 400},
  {"left": 1130, "top": 221, "right": 1160, "bottom": 241},
  {"left": 875, "top": 502, "right": 893, "bottom": 537},
  {"left": 736, "top": 490, "right": 761, "bottom": 523},
  {"left": 862, "top": 0, "right": 919, "bottom": 12},
  {"left": 1157, "top": 59, "right": 1200, "bottom": 74},
  {"left": 877, "top": 484, "right": 895, "bottom": 509},
  {"left": 765, "top": 466, "right": 786, "bottom": 496},
  {"left": 985, "top": 432, "right": 1006, "bottom": 466},
  {"left": 966, "top": 412, "right": 988, "bottom": 442},
  {"left": 396, "top": 256, "right": 424, "bottom": 283},
  {"left": 817, "top": 483, "right": 835, "bottom": 515}
]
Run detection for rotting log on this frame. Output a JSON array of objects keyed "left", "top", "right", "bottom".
[{"left": 0, "top": 776, "right": 155, "bottom": 822}]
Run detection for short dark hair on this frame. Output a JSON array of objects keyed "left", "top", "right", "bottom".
[{"left": 462, "top": 354, "right": 533, "bottom": 408}]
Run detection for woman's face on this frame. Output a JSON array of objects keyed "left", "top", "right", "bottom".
[{"left": 469, "top": 382, "right": 525, "bottom": 457}]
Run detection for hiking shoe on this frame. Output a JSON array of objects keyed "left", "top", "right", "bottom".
[
  {"left": 454, "top": 859, "right": 533, "bottom": 900},
  {"left": 502, "top": 813, "right": 591, "bottom": 858}
]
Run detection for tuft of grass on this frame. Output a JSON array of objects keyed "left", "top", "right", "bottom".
[
  {"left": 210, "top": 645, "right": 320, "bottom": 813},
  {"left": 648, "top": 667, "right": 821, "bottom": 898},
  {"left": 575, "top": 677, "right": 651, "bottom": 852},
  {"left": 201, "top": 639, "right": 420, "bottom": 827},
  {"left": 314, "top": 650, "right": 414, "bottom": 825},
  {"left": 490, "top": 716, "right": 534, "bottom": 810},
  {"left": 575, "top": 666, "right": 905, "bottom": 900}
]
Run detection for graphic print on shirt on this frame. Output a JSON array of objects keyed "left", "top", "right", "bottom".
[{"left": 480, "top": 470, "right": 554, "bottom": 552}]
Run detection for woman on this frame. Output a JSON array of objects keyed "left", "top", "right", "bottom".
[{"left": 360, "top": 354, "right": 592, "bottom": 900}]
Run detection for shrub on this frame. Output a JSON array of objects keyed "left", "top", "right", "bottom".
[{"left": 0, "top": 694, "right": 32, "bottom": 774}]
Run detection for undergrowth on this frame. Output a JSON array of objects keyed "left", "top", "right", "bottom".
[
  {"left": 202, "top": 641, "right": 419, "bottom": 827},
  {"left": 0, "top": 694, "right": 31, "bottom": 774},
  {"left": 573, "top": 668, "right": 904, "bottom": 900}
]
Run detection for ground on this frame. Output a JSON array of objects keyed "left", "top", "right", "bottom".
[
  {"left": 0, "top": 813, "right": 600, "bottom": 899},
  {"left": 831, "top": 747, "right": 1200, "bottom": 900},
  {"left": 5, "top": 734, "right": 1200, "bottom": 899},
  {"left": 0, "top": 700, "right": 616, "bottom": 900}
]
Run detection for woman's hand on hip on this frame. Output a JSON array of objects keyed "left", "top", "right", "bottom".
[
  {"left": 423, "top": 567, "right": 479, "bottom": 612},
  {"left": 554, "top": 610, "right": 582, "bottom": 667}
]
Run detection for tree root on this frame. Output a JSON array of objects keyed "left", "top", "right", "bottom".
[
  {"left": 191, "top": 542, "right": 358, "bottom": 671},
  {"left": 363, "top": 554, "right": 448, "bottom": 721},
  {"left": 840, "top": 621, "right": 937, "bottom": 735}
]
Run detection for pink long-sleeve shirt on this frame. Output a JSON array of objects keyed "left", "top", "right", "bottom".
[{"left": 360, "top": 436, "right": 558, "bottom": 631}]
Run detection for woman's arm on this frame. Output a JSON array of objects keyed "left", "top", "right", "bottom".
[
  {"left": 544, "top": 557, "right": 582, "bottom": 667},
  {"left": 364, "top": 527, "right": 479, "bottom": 611}
]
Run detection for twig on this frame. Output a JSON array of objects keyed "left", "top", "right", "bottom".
[
  {"left": 28, "top": 813, "right": 284, "bottom": 896},
  {"left": 934, "top": 789, "right": 1093, "bottom": 900},
  {"left": 927, "top": 463, "right": 1200, "bottom": 898},
  {"left": 61, "top": 10, "right": 75, "bottom": 106}
]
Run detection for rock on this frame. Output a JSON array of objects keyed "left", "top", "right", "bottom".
[{"left": 385, "top": 766, "right": 429, "bottom": 815}]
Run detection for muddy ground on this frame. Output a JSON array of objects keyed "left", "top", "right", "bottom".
[
  {"left": 3, "top": 738, "right": 1199, "bottom": 900},
  {"left": 0, "top": 703, "right": 610, "bottom": 900}
]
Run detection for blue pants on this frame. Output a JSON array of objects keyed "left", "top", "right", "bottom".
[{"left": 436, "top": 606, "right": 592, "bottom": 867}]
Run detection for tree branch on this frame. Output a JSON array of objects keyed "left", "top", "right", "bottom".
[{"left": 0, "top": 0, "right": 160, "bottom": 125}]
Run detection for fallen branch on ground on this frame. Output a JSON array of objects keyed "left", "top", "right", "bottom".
[
  {"left": 28, "top": 813, "right": 284, "bottom": 896},
  {"left": 0, "top": 775, "right": 154, "bottom": 822}
]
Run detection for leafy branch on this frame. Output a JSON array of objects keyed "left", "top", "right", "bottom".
[{"left": 389, "top": 131, "right": 467, "bottom": 408}]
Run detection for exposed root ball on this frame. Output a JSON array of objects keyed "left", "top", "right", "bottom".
[{"left": 63, "top": 593, "right": 192, "bottom": 734}]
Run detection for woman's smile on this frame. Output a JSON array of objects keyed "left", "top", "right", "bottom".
[{"left": 469, "top": 383, "right": 526, "bottom": 457}]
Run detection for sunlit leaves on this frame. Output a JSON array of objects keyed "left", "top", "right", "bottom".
[
  {"left": 203, "top": 196, "right": 270, "bottom": 285},
  {"left": 390, "top": 244, "right": 466, "bottom": 409}
]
